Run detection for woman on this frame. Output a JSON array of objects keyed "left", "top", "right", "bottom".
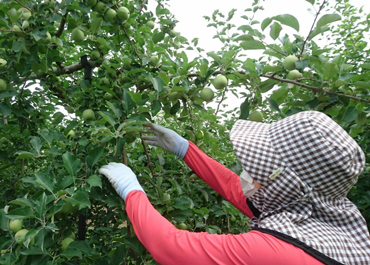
[{"left": 99, "top": 111, "right": 370, "bottom": 264}]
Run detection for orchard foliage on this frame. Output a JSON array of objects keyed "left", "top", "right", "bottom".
[{"left": 0, "top": 0, "right": 369, "bottom": 264}]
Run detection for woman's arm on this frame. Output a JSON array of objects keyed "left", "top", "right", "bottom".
[{"left": 183, "top": 141, "right": 253, "bottom": 218}]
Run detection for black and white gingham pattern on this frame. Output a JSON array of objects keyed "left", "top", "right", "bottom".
[{"left": 230, "top": 111, "right": 370, "bottom": 265}]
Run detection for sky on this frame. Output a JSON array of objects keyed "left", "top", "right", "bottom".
[{"left": 147, "top": 0, "right": 370, "bottom": 112}]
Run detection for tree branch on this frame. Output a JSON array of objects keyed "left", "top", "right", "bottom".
[
  {"left": 14, "top": 0, "right": 33, "bottom": 12},
  {"left": 55, "top": 11, "right": 68, "bottom": 38},
  {"left": 300, "top": 0, "right": 327, "bottom": 58},
  {"left": 261, "top": 74, "right": 370, "bottom": 103},
  {"left": 140, "top": 0, "right": 148, "bottom": 12},
  {"left": 214, "top": 88, "right": 227, "bottom": 116}
]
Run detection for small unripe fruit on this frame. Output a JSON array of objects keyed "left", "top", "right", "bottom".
[
  {"left": 117, "top": 6, "right": 130, "bottom": 21},
  {"left": 12, "top": 25, "right": 21, "bottom": 32},
  {"left": 168, "top": 92, "right": 179, "bottom": 101},
  {"left": 67, "top": 130, "right": 75, "bottom": 138},
  {"left": 178, "top": 223, "right": 187, "bottom": 230},
  {"left": 150, "top": 56, "right": 159, "bottom": 66},
  {"left": 90, "top": 50, "right": 100, "bottom": 60},
  {"left": 104, "top": 8, "right": 117, "bottom": 23},
  {"left": 249, "top": 111, "right": 263, "bottom": 122},
  {"left": 200, "top": 88, "right": 214, "bottom": 102},
  {"left": 103, "top": 92, "right": 113, "bottom": 100},
  {"left": 162, "top": 193, "right": 171, "bottom": 202},
  {"left": 22, "top": 20, "right": 29, "bottom": 29},
  {"left": 146, "top": 20, "right": 155, "bottom": 29},
  {"left": 82, "top": 109, "right": 95, "bottom": 121},
  {"left": 61, "top": 238, "right": 74, "bottom": 252},
  {"left": 0, "top": 58, "right": 7, "bottom": 68},
  {"left": 86, "top": 0, "right": 97, "bottom": 7},
  {"left": 0, "top": 79, "right": 7, "bottom": 91},
  {"left": 9, "top": 219, "right": 23, "bottom": 232},
  {"left": 94, "top": 1, "right": 106, "bottom": 13},
  {"left": 283, "top": 55, "right": 298, "bottom": 70},
  {"left": 286, "top": 70, "right": 303, "bottom": 80},
  {"left": 169, "top": 30, "right": 179, "bottom": 37},
  {"left": 100, "top": 77, "right": 110, "bottom": 85},
  {"left": 71, "top": 28, "right": 84, "bottom": 42},
  {"left": 15, "top": 229, "right": 28, "bottom": 244},
  {"left": 213, "top": 75, "right": 228, "bottom": 90},
  {"left": 19, "top": 8, "right": 32, "bottom": 20}
]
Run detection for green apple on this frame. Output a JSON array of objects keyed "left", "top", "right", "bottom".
[
  {"left": 18, "top": 8, "right": 32, "bottom": 20},
  {"left": 0, "top": 137, "right": 8, "bottom": 144},
  {"left": 178, "top": 223, "right": 187, "bottom": 230},
  {"left": 61, "top": 238, "right": 74, "bottom": 252},
  {"left": 104, "top": 92, "right": 113, "bottom": 100},
  {"left": 168, "top": 92, "right": 179, "bottom": 101},
  {"left": 283, "top": 55, "right": 298, "bottom": 70},
  {"left": 45, "top": 32, "right": 52, "bottom": 43},
  {"left": 104, "top": 8, "right": 117, "bottom": 23},
  {"left": 12, "top": 25, "right": 21, "bottom": 32},
  {"left": 15, "top": 229, "right": 28, "bottom": 244},
  {"left": 67, "top": 130, "right": 75, "bottom": 138},
  {"left": 0, "top": 79, "right": 7, "bottom": 91},
  {"left": 22, "top": 20, "right": 29, "bottom": 29},
  {"left": 150, "top": 55, "right": 159, "bottom": 66},
  {"left": 200, "top": 88, "right": 214, "bottom": 102},
  {"left": 100, "top": 77, "right": 110, "bottom": 85},
  {"left": 71, "top": 28, "right": 84, "bottom": 42},
  {"left": 146, "top": 20, "right": 155, "bottom": 29},
  {"left": 7, "top": 8, "right": 20, "bottom": 23},
  {"left": 0, "top": 58, "right": 7, "bottom": 68},
  {"left": 82, "top": 109, "right": 95, "bottom": 121},
  {"left": 9, "top": 219, "right": 23, "bottom": 232},
  {"left": 94, "top": 1, "right": 106, "bottom": 13},
  {"left": 249, "top": 111, "right": 263, "bottom": 122},
  {"left": 162, "top": 193, "right": 171, "bottom": 202},
  {"left": 196, "top": 130, "right": 204, "bottom": 139},
  {"left": 86, "top": 0, "right": 97, "bottom": 7},
  {"left": 169, "top": 29, "right": 179, "bottom": 37},
  {"left": 125, "top": 132, "right": 137, "bottom": 144},
  {"left": 213, "top": 75, "right": 228, "bottom": 90},
  {"left": 90, "top": 50, "right": 100, "bottom": 60},
  {"left": 117, "top": 6, "right": 130, "bottom": 21},
  {"left": 286, "top": 70, "right": 303, "bottom": 80}
]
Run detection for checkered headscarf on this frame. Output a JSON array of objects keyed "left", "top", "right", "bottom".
[{"left": 230, "top": 111, "right": 370, "bottom": 265}]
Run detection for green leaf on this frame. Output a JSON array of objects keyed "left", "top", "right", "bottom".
[
  {"left": 152, "top": 32, "right": 165, "bottom": 44},
  {"left": 207, "top": 51, "right": 222, "bottom": 65},
  {"left": 71, "top": 191, "right": 91, "bottom": 209},
  {"left": 147, "top": 75, "right": 164, "bottom": 93},
  {"left": 106, "top": 101, "right": 122, "bottom": 119},
  {"left": 35, "top": 172, "right": 55, "bottom": 194},
  {"left": 309, "top": 25, "right": 330, "bottom": 40},
  {"left": 128, "top": 91, "right": 142, "bottom": 104},
  {"left": 323, "top": 63, "right": 339, "bottom": 79},
  {"left": 86, "top": 174, "right": 102, "bottom": 188},
  {"left": 239, "top": 98, "right": 249, "bottom": 120},
  {"left": 38, "top": 131, "right": 53, "bottom": 148},
  {"left": 9, "top": 198, "right": 34, "bottom": 208},
  {"left": 0, "top": 102, "right": 12, "bottom": 116},
  {"left": 91, "top": 17, "right": 102, "bottom": 33},
  {"left": 60, "top": 249, "right": 83, "bottom": 259},
  {"left": 15, "top": 151, "right": 37, "bottom": 160},
  {"left": 240, "top": 40, "right": 265, "bottom": 50},
  {"left": 269, "top": 22, "right": 282, "bottom": 40},
  {"left": 6, "top": 208, "right": 35, "bottom": 220},
  {"left": 12, "top": 41, "right": 24, "bottom": 52},
  {"left": 62, "top": 152, "right": 81, "bottom": 177},
  {"left": 306, "top": 0, "right": 315, "bottom": 4},
  {"left": 259, "top": 79, "right": 277, "bottom": 93},
  {"left": 342, "top": 106, "right": 357, "bottom": 123},
  {"left": 158, "top": 72, "right": 170, "bottom": 85},
  {"left": 273, "top": 14, "right": 300, "bottom": 31},
  {"left": 52, "top": 111, "right": 64, "bottom": 125},
  {"left": 30, "top": 137, "right": 42, "bottom": 154},
  {"left": 98, "top": 111, "right": 117, "bottom": 127},
  {"left": 261, "top": 17, "right": 272, "bottom": 31},
  {"left": 268, "top": 98, "right": 280, "bottom": 112},
  {"left": 86, "top": 146, "right": 104, "bottom": 168},
  {"left": 316, "top": 14, "right": 341, "bottom": 29}
]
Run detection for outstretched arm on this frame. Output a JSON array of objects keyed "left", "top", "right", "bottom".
[{"left": 184, "top": 141, "right": 253, "bottom": 218}]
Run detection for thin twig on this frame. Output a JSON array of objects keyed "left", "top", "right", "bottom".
[
  {"left": 139, "top": 134, "right": 154, "bottom": 177},
  {"left": 139, "top": 0, "right": 148, "bottom": 12},
  {"left": 214, "top": 89, "right": 227, "bottom": 116},
  {"left": 262, "top": 74, "right": 370, "bottom": 103},
  {"left": 55, "top": 12, "right": 68, "bottom": 38},
  {"left": 14, "top": 0, "right": 33, "bottom": 12},
  {"left": 122, "top": 25, "right": 141, "bottom": 59},
  {"left": 300, "top": 0, "right": 327, "bottom": 58}
]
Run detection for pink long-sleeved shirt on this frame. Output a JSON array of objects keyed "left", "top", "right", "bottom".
[{"left": 125, "top": 142, "right": 324, "bottom": 264}]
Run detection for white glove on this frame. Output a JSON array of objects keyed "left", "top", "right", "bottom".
[
  {"left": 98, "top": 162, "right": 145, "bottom": 201},
  {"left": 141, "top": 123, "right": 189, "bottom": 159}
]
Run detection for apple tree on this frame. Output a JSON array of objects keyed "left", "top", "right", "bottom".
[{"left": 0, "top": 0, "right": 369, "bottom": 264}]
